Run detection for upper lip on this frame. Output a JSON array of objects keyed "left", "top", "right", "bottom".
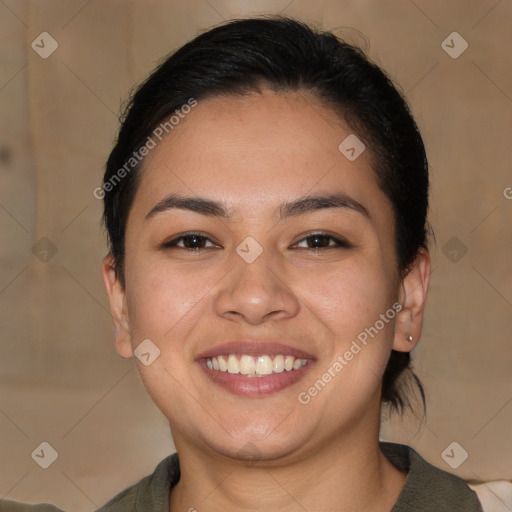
[{"left": 195, "top": 340, "right": 316, "bottom": 361}]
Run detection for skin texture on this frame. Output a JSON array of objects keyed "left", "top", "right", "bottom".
[{"left": 102, "top": 89, "right": 431, "bottom": 512}]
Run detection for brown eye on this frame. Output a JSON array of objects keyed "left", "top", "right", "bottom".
[
  {"left": 162, "top": 233, "right": 219, "bottom": 250},
  {"left": 294, "top": 232, "right": 352, "bottom": 250}
]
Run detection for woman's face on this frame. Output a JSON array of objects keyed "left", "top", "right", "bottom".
[{"left": 103, "top": 89, "right": 428, "bottom": 463}]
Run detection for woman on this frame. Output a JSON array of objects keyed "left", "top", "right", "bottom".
[
  {"left": 2, "top": 15, "right": 482, "bottom": 512},
  {"left": 96, "top": 15, "right": 483, "bottom": 511}
]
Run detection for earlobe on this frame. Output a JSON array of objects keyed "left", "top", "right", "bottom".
[
  {"left": 393, "top": 248, "right": 431, "bottom": 353},
  {"left": 101, "top": 255, "right": 134, "bottom": 359}
]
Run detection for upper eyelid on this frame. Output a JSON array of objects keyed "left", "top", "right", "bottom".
[
  {"left": 292, "top": 231, "right": 349, "bottom": 243},
  {"left": 163, "top": 232, "right": 220, "bottom": 246},
  {"left": 293, "top": 234, "right": 349, "bottom": 246}
]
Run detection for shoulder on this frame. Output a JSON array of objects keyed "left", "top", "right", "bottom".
[
  {"left": 0, "top": 453, "right": 180, "bottom": 512},
  {"left": 380, "top": 442, "right": 483, "bottom": 512},
  {"left": 95, "top": 452, "right": 180, "bottom": 511}
]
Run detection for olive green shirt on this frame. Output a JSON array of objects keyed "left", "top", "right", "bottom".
[{"left": 0, "top": 442, "right": 483, "bottom": 511}]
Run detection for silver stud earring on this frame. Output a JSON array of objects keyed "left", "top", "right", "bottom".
[{"left": 406, "top": 335, "right": 414, "bottom": 342}]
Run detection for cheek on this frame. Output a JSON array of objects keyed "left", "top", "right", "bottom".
[
  {"left": 292, "top": 252, "right": 397, "bottom": 406},
  {"left": 123, "top": 259, "right": 215, "bottom": 417},
  {"left": 291, "top": 254, "right": 395, "bottom": 339},
  {"left": 125, "top": 259, "right": 217, "bottom": 342}
]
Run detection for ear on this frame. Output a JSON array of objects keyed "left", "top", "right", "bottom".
[
  {"left": 393, "top": 248, "right": 431, "bottom": 352},
  {"left": 101, "top": 254, "right": 133, "bottom": 359}
]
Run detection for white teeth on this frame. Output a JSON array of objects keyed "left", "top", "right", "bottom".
[
  {"left": 239, "top": 355, "right": 256, "bottom": 375},
  {"left": 293, "top": 358, "right": 303, "bottom": 370},
  {"left": 218, "top": 356, "right": 228, "bottom": 372},
  {"left": 227, "top": 354, "right": 240, "bottom": 374},
  {"left": 273, "top": 355, "right": 285, "bottom": 373},
  {"left": 255, "top": 355, "right": 273, "bottom": 375},
  {"left": 205, "top": 354, "right": 308, "bottom": 376},
  {"left": 284, "top": 355, "right": 295, "bottom": 371}
]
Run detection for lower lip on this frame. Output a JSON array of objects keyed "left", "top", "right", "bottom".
[{"left": 198, "top": 360, "right": 314, "bottom": 397}]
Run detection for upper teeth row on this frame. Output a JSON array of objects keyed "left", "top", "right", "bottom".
[{"left": 206, "top": 354, "right": 308, "bottom": 375}]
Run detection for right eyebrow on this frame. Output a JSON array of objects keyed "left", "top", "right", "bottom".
[{"left": 145, "top": 194, "right": 230, "bottom": 221}]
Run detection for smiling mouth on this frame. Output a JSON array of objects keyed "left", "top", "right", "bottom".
[
  {"left": 206, "top": 354, "right": 309, "bottom": 377},
  {"left": 196, "top": 341, "right": 315, "bottom": 396}
]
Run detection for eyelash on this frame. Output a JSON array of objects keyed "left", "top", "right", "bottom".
[{"left": 161, "top": 231, "right": 352, "bottom": 251}]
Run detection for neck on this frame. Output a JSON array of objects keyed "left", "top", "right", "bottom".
[{"left": 169, "top": 423, "right": 406, "bottom": 512}]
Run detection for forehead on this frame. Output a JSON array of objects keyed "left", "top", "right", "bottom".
[{"left": 129, "top": 89, "right": 392, "bottom": 225}]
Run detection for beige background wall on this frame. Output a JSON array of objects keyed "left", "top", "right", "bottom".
[{"left": 0, "top": 0, "right": 511, "bottom": 510}]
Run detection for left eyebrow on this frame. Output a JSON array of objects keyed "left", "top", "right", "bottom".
[
  {"left": 279, "top": 193, "right": 370, "bottom": 220},
  {"left": 145, "top": 192, "right": 370, "bottom": 221}
]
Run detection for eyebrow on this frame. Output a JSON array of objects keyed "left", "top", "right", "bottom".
[{"left": 145, "top": 192, "right": 370, "bottom": 221}]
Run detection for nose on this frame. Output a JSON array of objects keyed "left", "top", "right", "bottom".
[{"left": 214, "top": 248, "right": 300, "bottom": 326}]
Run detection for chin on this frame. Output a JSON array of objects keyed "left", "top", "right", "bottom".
[{"left": 209, "top": 425, "right": 311, "bottom": 464}]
